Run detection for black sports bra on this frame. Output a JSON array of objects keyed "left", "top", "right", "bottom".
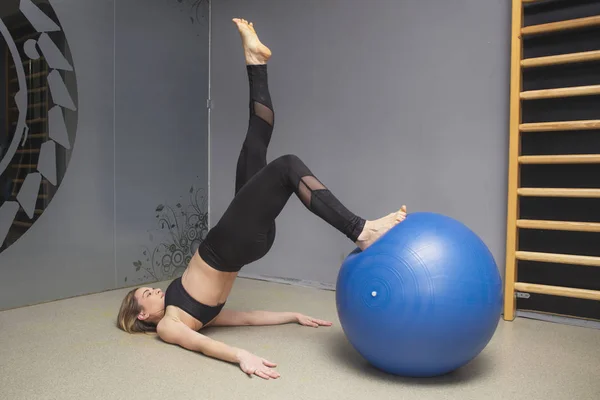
[{"left": 164, "top": 277, "right": 225, "bottom": 327}]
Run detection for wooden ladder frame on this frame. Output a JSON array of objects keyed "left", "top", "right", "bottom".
[{"left": 504, "top": 0, "right": 600, "bottom": 321}]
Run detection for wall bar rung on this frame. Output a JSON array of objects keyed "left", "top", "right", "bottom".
[
  {"left": 12, "top": 221, "right": 32, "bottom": 228},
  {"left": 517, "top": 219, "right": 600, "bottom": 232},
  {"left": 517, "top": 188, "right": 600, "bottom": 198},
  {"left": 16, "top": 149, "right": 41, "bottom": 155},
  {"left": 522, "top": 50, "right": 600, "bottom": 68},
  {"left": 522, "top": 15, "right": 600, "bottom": 35},
  {"left": 520, "top": 120, "right": 600, "bottom": 132},
  {"left": 518, "top": 154, "right": 600, "bottom": 164},
  {"left": 514, "top": 282, "right": 600, "bottom": 301},
  {"left": 521, "top": 84, "right": 600, "bottom": 100},
  {"left": 516, "top": 251, "right": 600, "bottom": 267}
]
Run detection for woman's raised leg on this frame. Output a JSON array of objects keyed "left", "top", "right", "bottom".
[{"left": 233, "top": 18, "right": 274, "bottom": 194}]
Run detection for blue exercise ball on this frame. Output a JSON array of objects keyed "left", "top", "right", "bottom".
[{"left": 335, "top": 212, "right": 502, "bottom": 377}]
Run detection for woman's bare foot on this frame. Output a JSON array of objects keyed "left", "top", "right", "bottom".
[
  {"left": 232, "top": 18, "right": 272, "bottom": 65},
  {"left": 356, "top": 205, "right": 407, "bottom": 251}
]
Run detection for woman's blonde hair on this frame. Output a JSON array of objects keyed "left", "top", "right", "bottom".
[{"left": 117, "top": 288, "right": 157, "bottom": 334}]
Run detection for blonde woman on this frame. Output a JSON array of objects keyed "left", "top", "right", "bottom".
[{"left": 118, "top": 18, "right": 406, "bottom": 380}]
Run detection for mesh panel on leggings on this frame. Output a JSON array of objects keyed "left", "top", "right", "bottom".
[
  {"left": 298, "top": 176, "right": 327, "bottom": 208},
  {"left": 254, "top": 102, "right": 273, "bottom": 126}
]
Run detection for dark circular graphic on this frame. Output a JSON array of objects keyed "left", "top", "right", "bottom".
[{"left": 0, "top": 1, "right": 78, "bottom": 252}]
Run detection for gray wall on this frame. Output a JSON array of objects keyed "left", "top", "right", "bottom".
[
  {"left": 114, "top": 1, "right": 210, "bottom": 287},
  {"left": 0, "top": 0, "right": 209, "bottom": 310},
  {"left": 210, "top": 0, "right": 511, "bottom": 285}
]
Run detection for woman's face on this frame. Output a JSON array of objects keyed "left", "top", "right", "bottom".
[{"left": 134, "top": 287, "right": 165, "bottom": 321}]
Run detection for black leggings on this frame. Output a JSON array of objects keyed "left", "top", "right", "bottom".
[{"left": 198, "top": 65, "right": 366, "bottom": 272}]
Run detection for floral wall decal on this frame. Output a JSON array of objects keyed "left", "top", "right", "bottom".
[{"left": 126, "top": 182, "right": 208, "bottom": 284}]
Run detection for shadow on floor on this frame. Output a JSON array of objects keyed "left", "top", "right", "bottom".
[{"left": 326, "top": 331, "right": 493, "bottom": 386}]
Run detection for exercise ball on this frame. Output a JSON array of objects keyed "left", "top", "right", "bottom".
[{"left": 335, "top": 212, "right": 502, "bottom": 377}]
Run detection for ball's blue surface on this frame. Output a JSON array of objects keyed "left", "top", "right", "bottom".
[{"left": 336, "top": 212, "right": 503, "bottom": 377}]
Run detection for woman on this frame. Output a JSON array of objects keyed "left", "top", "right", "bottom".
[{"left": 117, "top": 18, "right": 406, "bottom": 380}]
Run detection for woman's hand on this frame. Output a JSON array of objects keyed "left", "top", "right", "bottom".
[
  {"left": 296, "top": 314, "right": 333, "bottom": 328},
  {"left": 237, "top": 350, "right": 280, "bottom": 380}
]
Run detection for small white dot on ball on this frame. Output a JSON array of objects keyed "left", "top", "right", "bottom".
[{"left": 371, "top": 291, "right": 377, "bottom": 297}]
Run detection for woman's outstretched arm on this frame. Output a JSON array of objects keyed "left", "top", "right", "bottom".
[{"left": 156, "top": 316, "right": 280, "bottom": 380}]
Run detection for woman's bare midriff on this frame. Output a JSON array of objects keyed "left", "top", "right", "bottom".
[{"left": 164, "top": 250, "right": 238, "bottom": 330}]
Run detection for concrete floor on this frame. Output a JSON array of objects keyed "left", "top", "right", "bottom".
[{"left": 1, "top": 278, "right": 599, "bottom": 400}]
